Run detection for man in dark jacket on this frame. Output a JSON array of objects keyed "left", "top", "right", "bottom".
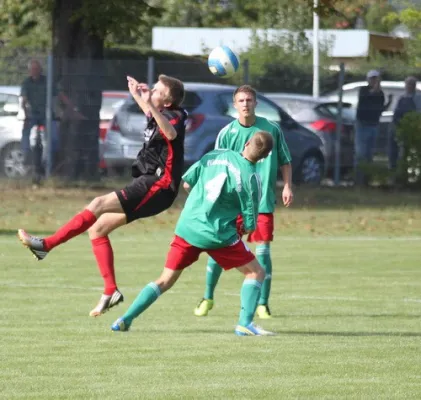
[
  {"left": 355, "top": 70, "right": 392, "bottom": 185},
  {"left": 388, "top": 76, "right": 421, "bottom": 170}
]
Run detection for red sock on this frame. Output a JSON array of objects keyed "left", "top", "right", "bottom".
[
  {"left": 44, "top": 209, "right": 97, "bottom": 251},
  {"left": 91, "top": 236, "right": 117, "bottom": 295}
]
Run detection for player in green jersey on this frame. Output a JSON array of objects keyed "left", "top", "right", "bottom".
[
  {"left": 111, "top": 131, "right": 276, "bottom": 336},
  {"left": 194, "top": 85, "right": 294, "bottom": 319}
]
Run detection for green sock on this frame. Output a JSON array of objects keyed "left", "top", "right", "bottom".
[
  {"left": 204, "top": 257, "right": 223, "bottom": 300},
  {"left": 122, "top": 282, "right": 161, "bottom": 325},
  {"left": 256, "top": 244, "right": 272, "bottom": 306},
  {"left": 238, "top": 279, "right": 262, "bottom": 327}
]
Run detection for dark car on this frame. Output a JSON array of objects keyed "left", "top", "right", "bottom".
[
  {"left": 265, "top": 93, "right": 355, "bottom": 174},
  {"left": 103, "top": 83, "right": 326, "bottom": 184}
]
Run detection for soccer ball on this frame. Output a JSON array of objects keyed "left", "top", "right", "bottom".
[{"left": 208, "top": 46, "right": 240, "bottom": 78}]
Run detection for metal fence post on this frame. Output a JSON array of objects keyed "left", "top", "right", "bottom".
[
  {"left": 45, "top": 53, "right": 54, "bottom": 179},
  {"left": 243, "top": 59, "right": 249, "bottom": 84},
  {"left": 334, "top": 62, "right": 345, "bottom": 186},
  {"left": 147, "top": 56, "right": 155, "bottom": 88}
]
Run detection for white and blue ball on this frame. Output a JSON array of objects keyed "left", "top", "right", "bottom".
[{"left": 208, "top": 46, "right": 240, "bottom": 78}]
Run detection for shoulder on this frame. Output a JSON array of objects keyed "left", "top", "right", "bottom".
[
  {"left": 162, "top": 107, "right": 188, "bottom": 121},
  {"left": 259, "top": 117, "right": 281, "bottom": 134}
]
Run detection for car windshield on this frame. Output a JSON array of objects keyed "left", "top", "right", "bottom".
[{"left": 102, "top": 96, "right": 126, "bottom": 115}]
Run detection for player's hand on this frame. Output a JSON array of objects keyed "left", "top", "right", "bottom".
[
  {"left": 127, "top": 76, "right": 141, "bottom": 97},
  {"left": 137, "top": 83, "right": 152, "bottom": 104},
  {"left": 282, "top": 185, "right": 294, "bottom": 207}
]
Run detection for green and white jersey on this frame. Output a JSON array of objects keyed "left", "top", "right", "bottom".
[
  {"left": 215, "top": 116, "right": 291, "bottom": 213},
  {"left": 176, "top": 149, "right": 261, "bottom": 249}
]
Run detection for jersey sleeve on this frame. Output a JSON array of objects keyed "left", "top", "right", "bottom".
[
  {"left": 161, "top": 108, "right": 188, "bottom": 133},
  {"left": 275, "top": 123, "right": 292, "bottom": 166},
  {"left": 182, "top": 159, "right": 202, "bottom": 188},
  {"left": 238, "top": 172, "right": 261, "bottom": 232},
  {"left": 214, "top": 124, "right": 230, "bottom": 149}
]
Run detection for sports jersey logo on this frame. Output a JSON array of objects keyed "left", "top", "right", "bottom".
[
  {"left": 230, "top": 128, "right": 238, "bottom": 134},
  {"left": 144, "top": 126, "right": 154, "bottom": 143}
]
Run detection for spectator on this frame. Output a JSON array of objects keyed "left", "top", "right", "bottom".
[
  {"left": 388, "top": 76, "right": 421, "bottom": 171},
  {"left": 20, "top": 59, "right": 59, "bottom": 167},
  {"left": 355, "top": 70, "right": 393, "bottom": 185}
]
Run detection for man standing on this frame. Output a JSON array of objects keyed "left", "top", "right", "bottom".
[
  {"left": 194, "top": 85, "right": 293, "bottom": 320},
  {"left": 388, "top": 76, "right": 421, "bottom": 171},
  {"left": 18, "top": 74, "right": 188, "bottom": 317},
  {"left": 20, "top": 59, "right": 59, "bottom": 167},
  {"left": 111, "top": 132, "right": 275, "bottom": 336},
  {"left": 355, "top": 70, "right": 392, "bottom": 185}
]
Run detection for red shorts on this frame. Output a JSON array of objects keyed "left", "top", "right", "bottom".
[
  {"left": 236, "top": 213, "right": 274, "bottom": 242},
  {"left": 165, "top": 235, "right": 256, "bottom": 271}
]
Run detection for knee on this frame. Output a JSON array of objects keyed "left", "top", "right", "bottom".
[
  {"left": 155, "top": 277, "right": 175, "bottom": 294},
  {"left": 246, "top": 263, "right": 265, "bottom": 282},
  {"left": 88, "top": 220, "right": 106, "bottom": 239},
  {"left": 87, "top": 196, "right": 105, "bottom": 215}
]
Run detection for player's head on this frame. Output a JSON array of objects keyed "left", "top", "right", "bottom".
[
  {"left": 233, "top": 85, "right": 257, "bottom": 119},
  {"left": 243, "top": 131, "right": 273, "bottom": 163},
  {"left": 28, "top": 59, "right": 42, "bottom": 78},
  {"left": 151, "top": 74, "right": 185, "bottom": 109}
]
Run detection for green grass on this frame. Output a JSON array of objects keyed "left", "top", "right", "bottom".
[{"left": 0, "top": 184, "right": 421, "bottom": 399}]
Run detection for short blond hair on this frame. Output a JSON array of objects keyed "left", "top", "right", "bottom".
[
  {"left": 247, "top": 131, "right": 273, "bottom": 163},
  {"left": 159, "top": 74, "right": 185, "bottom": 107}
]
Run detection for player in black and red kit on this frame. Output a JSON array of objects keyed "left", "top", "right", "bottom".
[{"left": 17, "top": 74, "right": 188, "bottom": 316}]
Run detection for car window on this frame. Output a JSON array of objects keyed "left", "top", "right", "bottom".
[
  {"left": 126, "top": 99, "right": 144, "bottom": 114},
  {"left": 218, "top": 93, "right": 281, "bottom": 122},
  {"left": 270, "top": 98, "right": 317, "bottom": 115},
  {"left": 0, "top": 93, "right": 19, "bottom": 116},
  {"left": 101, "top": 96, "right": 126, "bottom": 115},
  {"left": 182, "top": 91, "right": 202, "bottom": 112},
  {"left": 316, "top": 103, "right": 355, "bottom": 119}
]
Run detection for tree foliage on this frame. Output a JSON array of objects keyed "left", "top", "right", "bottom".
[{"left": 384, "top": 5, "right": 421, "bottom": 66}]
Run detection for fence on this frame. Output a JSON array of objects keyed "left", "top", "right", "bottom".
[{"left": 0, "top": 52, "right": 354, "bottom": 186}]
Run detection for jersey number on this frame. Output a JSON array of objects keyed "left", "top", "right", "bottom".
[{"left": 205, "top": 172, "right": 227, "bottom": 202}]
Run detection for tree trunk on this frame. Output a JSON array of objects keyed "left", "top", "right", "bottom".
[{"left": 52, "top": 0, "right": 104, "bottom": 182}]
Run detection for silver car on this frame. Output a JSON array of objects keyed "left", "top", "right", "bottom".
[
  {"left": 103, "top": 82, "right": 326, "bottom": 184},
  {"left": 0, "top": 86, "right": 26, "bottom": 178}
]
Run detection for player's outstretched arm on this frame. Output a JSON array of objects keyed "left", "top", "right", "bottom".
[{"left": 127, "top": 76, "right": 150, "bottom": 114}]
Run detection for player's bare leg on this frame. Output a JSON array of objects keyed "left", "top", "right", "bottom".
[
  {"left": 88, "top": 213, "right": 127, "bottom": 317},
  {"left": 235, "top": 259, "right": 276, "bottom": 336},
  {"left": 111, "top": 268, "right": 183, "bottom": 331},
  {"left": 18, "top": 192, "right": 124, "bottom": 260}
]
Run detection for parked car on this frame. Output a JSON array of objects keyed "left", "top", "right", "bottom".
[
  {"left": 0, "top": 86, "right": 127, "bottom": 178},
  {"left": 103, "top": 83, "right": 326, "bottom": 184},
  {"left": 324, "top": 81, "right": 421, "bottom": 160},
  {"left": 265, "top": 93, "right": 355, "bottom": 174}
]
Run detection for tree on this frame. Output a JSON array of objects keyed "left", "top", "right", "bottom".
[{"left": 384, "top": 5, "right": 421, "bottom": 66}]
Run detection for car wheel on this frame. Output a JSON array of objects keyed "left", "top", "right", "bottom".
[
  {"left": 0, "top": 142, "right": 30, "bottom": 178},
  {"left": 295, "top": 153, "right": 324, "bottom": 185}
]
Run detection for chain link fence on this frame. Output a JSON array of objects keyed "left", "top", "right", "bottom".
[{"left": 1, "top": 51, "right": 407, "bottom": 186}]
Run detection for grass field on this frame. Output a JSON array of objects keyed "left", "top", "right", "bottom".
[{"left": 1, "top": 183, "right": 421, "bottom": 399}]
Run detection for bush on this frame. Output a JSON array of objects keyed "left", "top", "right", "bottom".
[{"left": 396, "top": 111, "right": 421, "bottom": 187}]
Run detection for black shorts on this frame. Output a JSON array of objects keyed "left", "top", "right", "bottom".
[{"left": 116, "top": 175, "right": 177, "bottom": 223}]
